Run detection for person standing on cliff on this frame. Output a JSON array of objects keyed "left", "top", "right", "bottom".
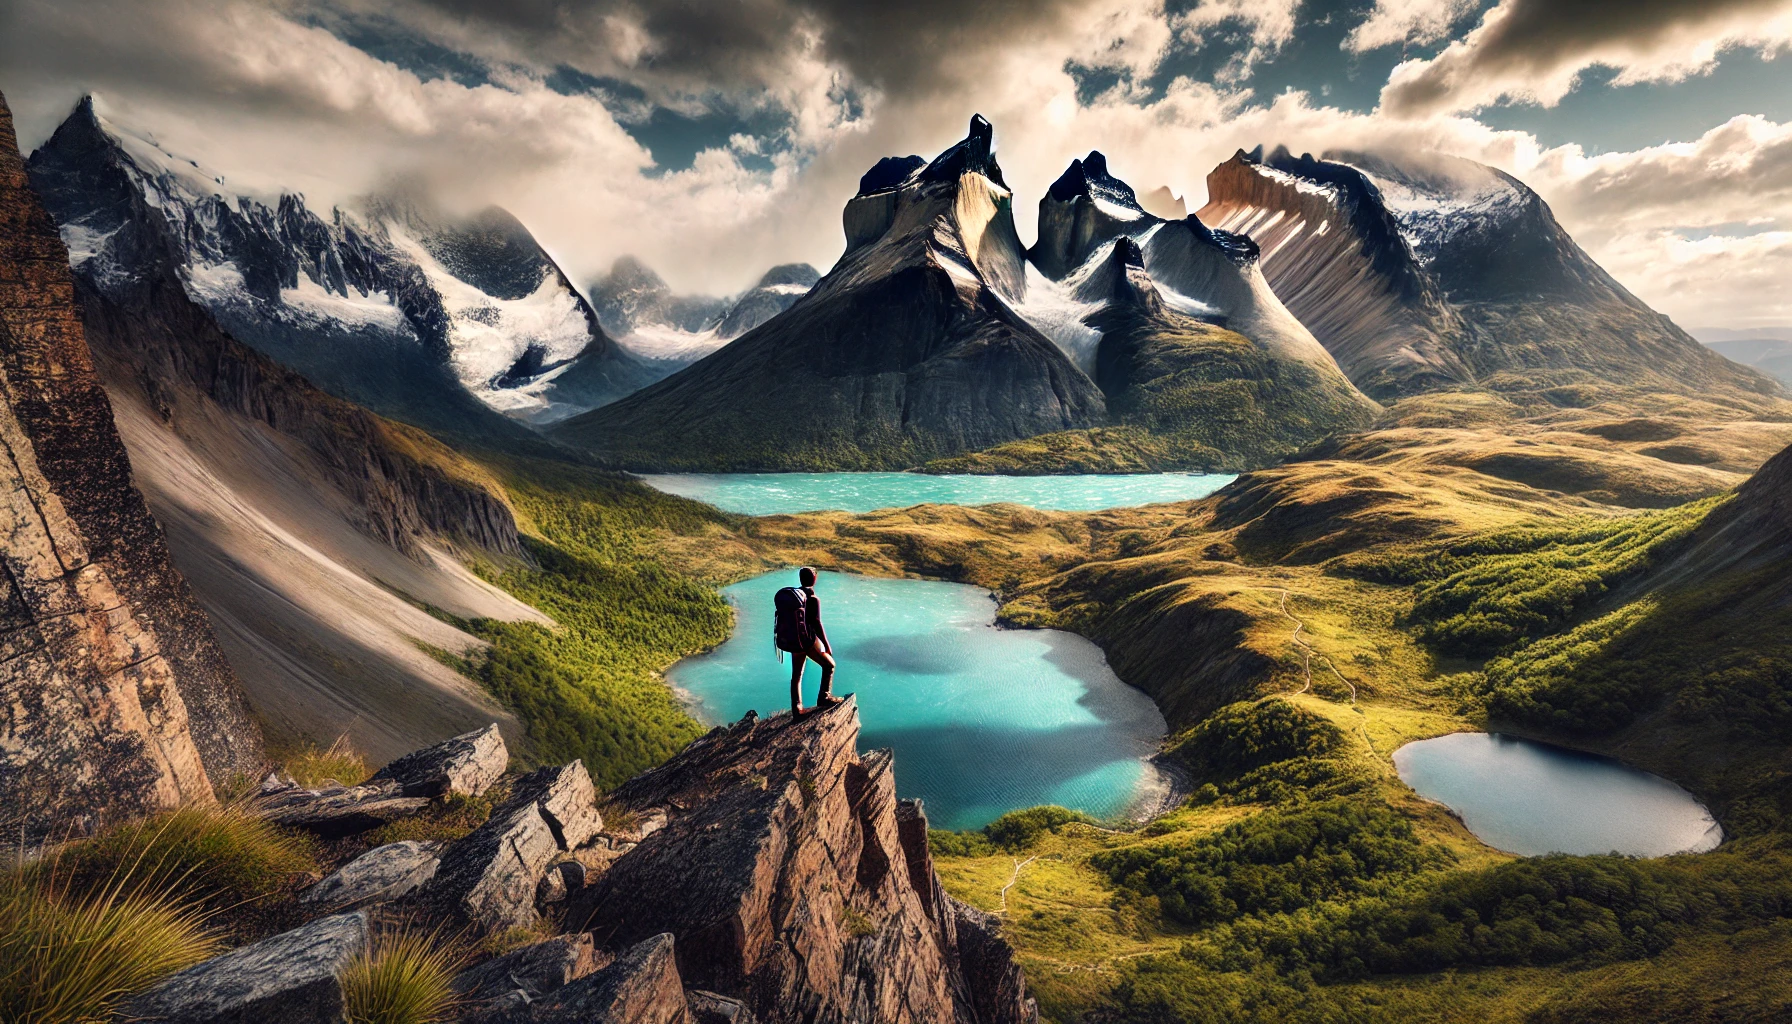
[{"left": 774, "top": 567, "right": 839, "bottom": 718}]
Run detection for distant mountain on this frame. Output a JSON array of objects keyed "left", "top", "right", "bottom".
[
  {"left": 591, "top": 257, "right": 821, "bottom": 368},
  {"left": 26, "top": 97, "right": 652, "bottom": 434},
  {"left": 1701, "top": 337, "right": 1792, "bottom": 387},
  {"left": 1200, "top": 146, "right": 1783, "bottom": 402},
  {"left": 552, "top": 116, "right": 1108, "bottom": 470},
  {"left": 938, "top": 151, "right": 1375, "bottom": 471}
]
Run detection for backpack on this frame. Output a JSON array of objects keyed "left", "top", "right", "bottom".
[{"left": 773, "top": 586, "right": 810, "bottom": 658}]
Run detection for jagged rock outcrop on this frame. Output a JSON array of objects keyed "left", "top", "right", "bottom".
[
  {"left": 1200, "top": 146, "right": 1784, "bottom": 402},
  {"left": 370, "top": 721, "right": 509, "bottom": 797},
  {"left": 263, "top": 724, "right": 508, "bottom": 837},
  {"left": 452, "top": 933, "right": 606, "bottom": 1016},
  {"left": 566, "top": 698, "right": 1038, "bottom": 1023},
  {"left": 299, "top": 839, "right": 443, "bottom": 913},
  {"left": 553, "top": 115, "right": 1105, "bottom": 470},
  {"left": 129, "top": 911, "right": 369, "bottom": 1024},
  {"left": 0, "top": 87, "right": 262, "bottom": 833},
  {"left": 416, "top": 757, "right": 602, "bottom": 935},
  {"left": 28, "top": 97, "right": 651, "bottom": 432},
  {"left": 521, "top": 933, "right": 691, "bottom": 1024}
]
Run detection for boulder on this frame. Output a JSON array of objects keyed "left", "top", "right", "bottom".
[
  {"left": 128, "top": 911, "right": 367, "bottom": 1023},
  {"left": 300, "top": 840, "right": 442, "bottom": 913},
  {"left": 512, "top": 760, "right": 602, "bottom": 849},
  {"left": 451, "top": 933, "right": 604, "bottom": 1011},
  {"left": 418, "top": 797, "right": 558, "bottom": 934},
  {"left": 528, "top": 933, "right": 689, "bottom": 1024},
  {"left": 370, "top": 722, "right": 507, "bottom": 798},
  {"left": 258, "top": 779, "right": 430, "bottom": 838}
]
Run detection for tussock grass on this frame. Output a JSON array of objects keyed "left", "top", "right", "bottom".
[
  {"left": 0, "top": 853, "right": 218, "bottom": 1023},
  {"left": 340, "top": 927, "right": 463, "bottom": 1024},
  {"left": 285, "top": 735, "right": 371, "bottom": 788},
  {"left": 60, "top": 803, "right": 315, "bottom": 907}
]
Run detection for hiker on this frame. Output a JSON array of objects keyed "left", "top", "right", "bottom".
[{"left": 774, "top": 567, "right": 839, "bottom": 717}]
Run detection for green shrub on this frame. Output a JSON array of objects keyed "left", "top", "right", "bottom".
[
  {"left": 1400, "top": 501, "right": 1716, "bottom": 657},
  {"left": 1092, "top": 800, "right": 1444, "bottom": 926},
  {"left": 1168, "top": 699, "right": 1343, "bottom": 782},
  {"left": 0, "top": 858, "right": 218, "bottom": 1023},
  {"left": 60, "top": 804, "right": 315, "bottom": 907},
  {"left": 986, "top": 806, "right": 1096, "bottom": 851},
  {"left": 928, "top": 829, "right": 995, "bottom": 858},
  {"left": 340, "top": 927, "right": 463, "bottom": 1024}
]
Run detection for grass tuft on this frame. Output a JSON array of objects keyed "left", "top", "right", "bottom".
[
  {"left": 340, "top": 926, "right": 464, "bottom": 1024},
  {"left": 0, "top": 853, "right": 219, "bottom": 1023},
  {"left": 285, "top": 735, "right": 372, "bottom": 788},
  {"left": 60, "top": 803, "right": 315, "bottom": 907}
]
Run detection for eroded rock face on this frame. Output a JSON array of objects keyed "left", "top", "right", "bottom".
[
  {"left": 300, "top": 839, "right": 442, "bottom": 913},
  {"left": 566, "top": 699, "right": 1037, "bottom": 1024},
  {"left": 420, "top": 791, "right": 558, "bottom": 935},
  {"left": 258, "top": 778, "right": 432, "bottom": 838},
  {"left": 0, "top": 87, "right": 260, "bottom": 834},
  {"left": 511, "top": 759, "right": 603, "bottom": 849},
  {"left": 128, "top": 911, "right": 368, "bottom": 1024},
  {"left": 370, "top": 722, "right": 508, "bottom": 798},
  {"left": 452, "top": 933, "right": 605, "bottom": 1014},
  {"left": 527, "top": 933, "right": 690, "bottom": 1024}
]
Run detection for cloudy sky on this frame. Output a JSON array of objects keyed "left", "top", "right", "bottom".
[{"left": 3, "top": 0, "right": 1789, "bottom": 329}]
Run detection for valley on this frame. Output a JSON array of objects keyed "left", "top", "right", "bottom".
[{"left": 6, "top": 75, "right": 1792, "bottom": 1024}]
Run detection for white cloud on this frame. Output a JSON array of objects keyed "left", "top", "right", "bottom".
[{"left": 1345, "top": 0, "right": 1477, "bottom": 53}]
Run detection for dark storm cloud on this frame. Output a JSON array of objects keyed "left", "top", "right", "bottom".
[
  {"left": 1383, "top": 0, "right": 1792, "bottom": 114},
  {"left": 369, "top": 0, "right": 1096, "bottom": 97}
]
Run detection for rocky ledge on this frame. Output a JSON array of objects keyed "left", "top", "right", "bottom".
[{"left": 136, "top": 699, "right": 1036, "bottom": 1024}]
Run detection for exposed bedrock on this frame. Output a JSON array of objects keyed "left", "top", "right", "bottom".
[
  {"left": 1200, "top": 147, "right": 1472, "bottom": 398},
  {"left": 0, "top": 87, "right": 261, "bottom": 832},
  {"left": 567, "top": 699, "right": 1039, "bottom": 1023}
]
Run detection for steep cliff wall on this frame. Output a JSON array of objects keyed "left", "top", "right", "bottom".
[{"left": 0, "top": 89, "right": 262, "bottom": 829}]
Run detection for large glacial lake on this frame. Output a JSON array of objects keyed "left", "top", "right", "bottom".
[
  {"left": 638, "top": 472, "right": 1235, "bottom": 514},
  {"left": 668, "top": 571, "right": 1168, "bottom": 831},
  {"left": 1394, "top": 732, "right": 1723, "bottom": 857}
]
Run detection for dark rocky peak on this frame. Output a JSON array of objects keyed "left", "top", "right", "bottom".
[
  {"left": 1073, "top": 235, "right": 1164, "bottom": 315},
  {"left": 921, "top": 113, "right": 1006, "bottom": 187},
  {"left": 754, "top": 261, "right": 820, "bottom": 289},
  {"left": 417, "top": 205, "right": 556, "bottom": 302},
  {"left": 1181, "top": 212, "right": 1261, "bottom": 267},
  {"left": 588, "top": 256, "right": 728, "bottom": 336},
  {"left": 1031, "top": 150, "right": 1157, "bottom": 279},
  {"left": 1048, "top": 150, "right": 1142, "bottom": 213},
  {"left": 856, "top": 155, "right": 925, "bottom": 197}
]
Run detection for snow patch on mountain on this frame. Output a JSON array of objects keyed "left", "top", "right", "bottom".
[{"left": 1001, "top": 261, "right": 1105, "bottom": 373}]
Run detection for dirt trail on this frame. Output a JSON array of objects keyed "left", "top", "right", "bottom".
[{"left": 1274, "top": 587, "right": 1376, "bottom": 756}]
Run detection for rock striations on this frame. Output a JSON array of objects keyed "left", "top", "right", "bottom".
[
  {"left": 566, "top": 697, "right": 1037, "bottom": 1023},
  {"left": 1201, "top": 145, "right": 1783, "bottom": 402},
  {"left": 0, "top": 88, "right": 261, "bottom": 832},
  {"left": 552, "top": 115, "right": 1106, "bottom": 471}
]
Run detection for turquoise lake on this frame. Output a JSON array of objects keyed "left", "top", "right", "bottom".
[
  {"left": 1394, "top": 732, "right": 1723, "bottom": 857},
  {"left": 667, "top": 571, "right": 1169, "bottom": 831},
  {"left": 637, "top": 471, "right": 1235, "bottom": 514}
]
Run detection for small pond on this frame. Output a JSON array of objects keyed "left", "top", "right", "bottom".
[
  {"left": 1394, "top": 732, "right": 1723, "bottom": 857},
  {"left": 637, "top": 471, "right": 1235, "bottom": 515},
  {"left": 667, "top": 571, "right": 1169, "bottom": 831}
]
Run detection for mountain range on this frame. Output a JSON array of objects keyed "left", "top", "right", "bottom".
[{"left": 588, "top": 256, "right": 820, "bottom": 368}]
